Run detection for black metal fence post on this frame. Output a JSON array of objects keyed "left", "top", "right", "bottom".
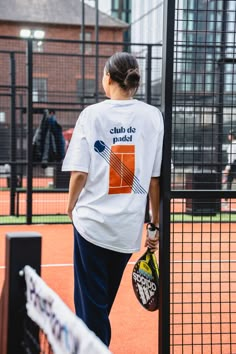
[
  {"left": 10, "top": 52, "right": 16, "bottom": 216},
  {"left": 19, "top": 94, "right": 24, "bottom": 180},
  {"left": 145, "top": 44, "right": 152, "bottom": 104},
  {"left": 26, "top": 39, "right": 33, "bottom": 224},
  {"left": 81, "top": 0, "right": 85, "bottom": 108},
  {"left": 144, "top": 44, "right": 153, "bottom": 223},
  {"left": 95, "top": 0, "right": 99, "bottom": 103},
  {"left": 216, "top": 0, "right": 228, "bottom": 186},
  {"left": 0, "top": 232, "right": 41, "bottom": 354},
  {"left": 159, "top": 0, "right": 175, "bottom": 353}
]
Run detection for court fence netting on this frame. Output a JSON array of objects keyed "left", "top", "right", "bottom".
[
  {"left": 0, "top": 231, "right": 111, "bottom": 354},
  {"left": 0, "top": 36, "right": 161, "bottom": 225}
]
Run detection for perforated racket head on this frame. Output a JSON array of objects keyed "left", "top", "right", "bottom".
[{"left": 132, "top": 249, "right": 159, "bottom": 311}]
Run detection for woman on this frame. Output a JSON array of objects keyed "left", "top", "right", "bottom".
[{"left": 62, "top": 52, "right": 164, "bottom": 346}]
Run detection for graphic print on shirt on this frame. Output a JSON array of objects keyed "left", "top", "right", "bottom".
[{"left": 94, "top": 140, "right": 147, "bottom": 194}]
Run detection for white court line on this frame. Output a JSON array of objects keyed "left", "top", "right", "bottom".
[
  {"left": 41, "top": 259, "right": 236, "bottom": 265},
  {"left": 17, "top": 200, "right": 66, "bottom": 203},
  {"left": 42, "top": 263, "right": 73, "bottom": 267},
  {"left": 1, "top": 259, "right": 236, "bottom": 270},
  {"left": 0, "top": 261, "right": 136, "bottom": 269},
  {"left": 41, "top": 261, "right": 135, "bottom": 267}
]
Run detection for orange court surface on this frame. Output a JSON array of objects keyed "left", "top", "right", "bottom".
[
  {"left": 0, "top": 223, "right": 159, "bottom": 354},
  {"left": 1, "top": 222, "right": 236, "bottom": 354}
]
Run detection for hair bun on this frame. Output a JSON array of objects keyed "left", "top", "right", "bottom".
[
  {"left": 105, "top": 52, "right": 140, "bottom": 94},
  {"left": 124, "top": 68, "right": 140, "bottom": 89}
]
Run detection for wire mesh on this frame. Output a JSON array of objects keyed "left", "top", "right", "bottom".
[
  {"left": 170, "top": 0, "right": 236, "bottom": 352},
  {"left": 0, "top": 37, "right": 161, "bottom": 224},
  {"left": 170, "top": 199, "right": 236, "bottom": 354},
  {"left": 22, "top": 316, "right": 53, "bottom": 354}
]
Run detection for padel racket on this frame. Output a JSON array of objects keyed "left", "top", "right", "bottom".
[{"left": 132, "top": 223, "right": 159, "bottom": 311}]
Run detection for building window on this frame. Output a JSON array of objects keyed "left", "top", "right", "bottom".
[
  {"left": 184, "top": 73, "right": 193, "bottom": 92},
  {"left": 77, "top": 79, "right": 95, "bottom": 104},
  {"left": 33, "top": 78, "right": 48, "bottom": 102},
  {"left": 187, "top": 12, "right": 195, "bottom": 31},
  {"left": 33, "top": 40, "right": 44, "bottom": 53},
  {"left": 225, "top": 73, "right": 236, "bottom": 93},
  {"left": 111, "top": 0, "right": 131, "bottom": 23},
  {"left": 0, "top": 112, "right": 5, "bottom": 123},
  {"left": 183, "top": 0, "right": 195, "bottom": 9},
  {"left": 205, "top": 74, "right": 213, "bottom": 93},
  {"left": 196, "top": 74, "right": 203, "bottom": 92},
  {"left": 79, "top": 32, "right": 92, "bottom": 54}
]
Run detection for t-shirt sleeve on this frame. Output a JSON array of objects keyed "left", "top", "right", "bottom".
[
  {"left": 151, "top": 111, "right": 164, "bottom": 177},
  {"left": 61, "top": 112, "right": 90, "bottom": 172}
]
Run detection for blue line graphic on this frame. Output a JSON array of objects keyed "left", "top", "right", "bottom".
[{"left": 94, "top": 140, "right": 147, "bottom": 194}]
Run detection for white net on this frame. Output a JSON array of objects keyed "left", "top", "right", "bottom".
[{"left": 24, "top": 265, "right": 111, "bottom": 354}]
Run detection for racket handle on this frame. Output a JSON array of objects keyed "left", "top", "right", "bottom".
[{"left": 147, "top": 222, "right": 159, "bottom": 240}]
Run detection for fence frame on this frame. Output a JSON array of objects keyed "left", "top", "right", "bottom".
[
  {"left": 0, "top": 232, "right": 41, "bottom": 354},
  {"left": 159, "top": 0, "right": 175, "bottom": 352},
  {"left": 162, "top": 0, "right": 236, "bottom": 353},
  {"left": 0, "top": 36, "right": 162, "bottom": 224}
]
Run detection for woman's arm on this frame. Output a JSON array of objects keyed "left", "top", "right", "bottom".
[
  {"left": 149, "top": 177, "right": 160, "bottom": 227},
  {"left": 67, "top": 171, "right": 88, "bottom": 220},
  {"left": 145, "top": 177, "right": 160, "bottom": 252}
]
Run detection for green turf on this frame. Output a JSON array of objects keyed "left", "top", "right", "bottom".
[
  {"left": 1, "top": 213, "right": 236, "bottom": 224},
  {"left": 171, "top": 212, "right": 236, "bottom": 222},
  {"left": 0, "top": 215, "right": 70, "bottom": 224}
]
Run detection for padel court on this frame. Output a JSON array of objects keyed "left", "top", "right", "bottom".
[
  {"left": 1, "top": 0, "right": 236, "bottom": 353},
  {"left": 1, "top": 213, "right": 236, "bottom": 354}
]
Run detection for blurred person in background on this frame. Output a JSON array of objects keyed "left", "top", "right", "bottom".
[{"left": 222, "top": 129, "right": 236, "bottom": 206}]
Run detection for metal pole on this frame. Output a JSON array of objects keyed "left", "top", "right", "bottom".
[
  {"left": 19, "top": 94, "right": 24, "bottom": 186},
  {"left": 0, "top": 232, "right": 41, "bottom": 354},
  {"left": 26, "top": 39, "right": 33, "bottom": 224},
  {"left": 118, "top": 0, "right": 123, "bottom": 19},
  {"left": 144, "top": 44, "right": 152, "bottom": 223},
  {"left": 145, "top": 44, "right": 152, "bottom": 104},
  {"left": 10, "top": 52, "right": 16, "bottom": 216},
  {"left": 81, "top": 0, "right": 85, "bottom": 107},
  {"left": 95, "top": 0, "right": 99, "bottom": 102},
  {"left": 123, "top": 0, "right": 130, "bottom": 51},
  {"left": 159, "top": 0, "right": 176, "bottom": 353},
  {"left": 144, "top": 44, "right": 152, "bottom": 225},
  {"left": 216, "top": 0, "right": 228, "bottom": 186}
]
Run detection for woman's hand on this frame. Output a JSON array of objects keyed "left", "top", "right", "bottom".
[
  {"left": 145, "top": 225, "right": 160, "bottom": 252},
  {"left": 67, "top": 207, "right": 73, "bottom": 221},
  {"left": 66, "top": 171, "right": 88, "bottom": 222}
]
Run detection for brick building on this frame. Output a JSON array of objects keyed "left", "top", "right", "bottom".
[
  {"left": 0, "top": 0, "right": 127, "bottom": 42},
  {"left": 0, "top": 0, "right": 127, "bottom": 128}
]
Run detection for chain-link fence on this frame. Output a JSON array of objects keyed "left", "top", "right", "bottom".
[
  {"left": 160, "top": 1, "right": 236, "bottom": 353},
  {"left": 0, "top": 36, "right": 162, "bottom": 224}
]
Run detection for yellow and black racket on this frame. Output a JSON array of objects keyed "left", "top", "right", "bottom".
[{"left": 132, "top": 223, "right": 159, "bottom": 311}]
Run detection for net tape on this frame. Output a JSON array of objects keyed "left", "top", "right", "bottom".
[{"left": 24, "top": 265, "right": 111, "bottom": 354}]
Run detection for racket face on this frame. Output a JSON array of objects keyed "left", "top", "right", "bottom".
[{"left": 132, "top": 250, "right": 159, "bottom": 311}]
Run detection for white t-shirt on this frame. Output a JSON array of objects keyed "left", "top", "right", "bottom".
[
  {"left": 227, "top": 140, "right": 236, "bottom": 165},
  {"left": 62, "top": 99, "right": 164, "bottom": 253}
]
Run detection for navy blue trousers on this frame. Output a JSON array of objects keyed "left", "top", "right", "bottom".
[{"left": 73, "top": 226, "right": 132, "bottom": 346}]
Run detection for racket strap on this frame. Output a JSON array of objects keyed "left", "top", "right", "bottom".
[{"left": 146, "top": 223, "right": 159, "bottom": 239}]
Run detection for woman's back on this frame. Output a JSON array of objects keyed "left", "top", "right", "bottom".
[
  {"left": 63, "top": 98, "right": 163, "bottom": 253},
  {"left": 61, "top": 52, "right": 163, "bottom": 347}
]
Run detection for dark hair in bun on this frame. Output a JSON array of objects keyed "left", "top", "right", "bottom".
[{"left": 105, "top": 52, "right": 140, "bottom": 94}]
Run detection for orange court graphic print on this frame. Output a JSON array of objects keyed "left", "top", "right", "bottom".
[
  {"left": 94, "top": 140, "right": 147, "bottom": 194},
  {"left": 109, "top": 145, "right": 135, "bottom": 194}
]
